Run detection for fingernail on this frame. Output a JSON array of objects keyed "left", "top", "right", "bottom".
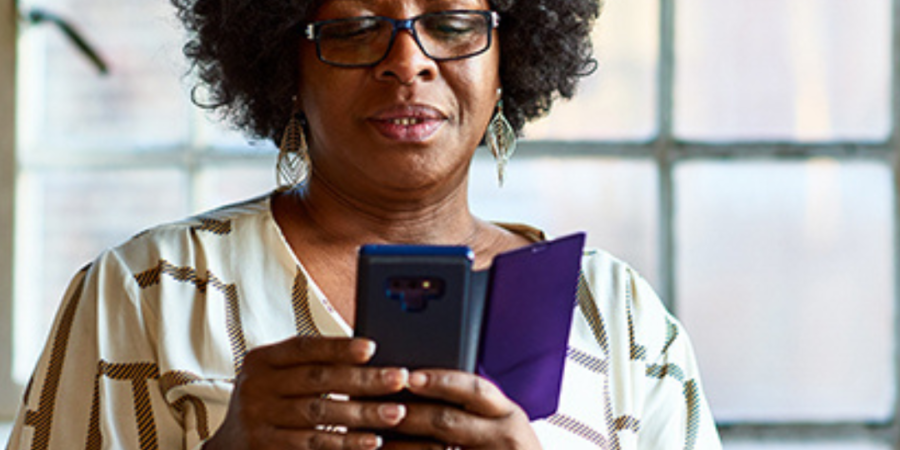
[
  {"left": 353, "top": 339, "right": 377, "bottom": 359},
  {"left": 378, "top": 403, "right": 406, "bottom": 423},
  {"left": 381, "top": 367, "right": 408, "bottom": 387},
  {"left": 362, "top": 434, "right": 383, "bottom": 450},
  {"left": 408, "top": 372, "right": 428, "bottom": 388}
]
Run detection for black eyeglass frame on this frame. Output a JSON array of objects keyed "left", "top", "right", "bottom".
[{"left": 304, "top": 10, "right": 501, "bottom": 68}]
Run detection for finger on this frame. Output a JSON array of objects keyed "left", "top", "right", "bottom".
[
  {"left": 406, "top": 370, "right": 517, "bottom": 418},
  {"left": 273, "top": 429, "right": 385, "bottom": 450},
  {"left": 270, "top": 365, "right": 409, "bottom": 397},
  {"left": 394, "top": 402, "right": 468, "bottom": 444},
  {"left": 393, "top": 403, "right": 515, "bottom": 448},
  {"left": 397, "top": 401, "right": 536, "bottom": 449},
  {"left": 267, "top": 396, "right": 408, "bottom": 429},
  {"left": 248, "top": 336, "right": 377, "bottom": 368},
  {"left": 381, "top": 439, "right": 446, "bottom": 450}
]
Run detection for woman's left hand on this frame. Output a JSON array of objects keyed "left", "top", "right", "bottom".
[{"left": 384, "top": 369, "right": 543, "bottom": 450}]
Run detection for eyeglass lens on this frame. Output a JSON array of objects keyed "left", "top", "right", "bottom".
[{"left": 315, "top": 12, "right": 492, "bottom": 66}]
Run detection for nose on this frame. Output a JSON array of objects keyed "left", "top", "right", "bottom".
[{"left": 374, "top": 30, "right": 438, "bottom": 85}]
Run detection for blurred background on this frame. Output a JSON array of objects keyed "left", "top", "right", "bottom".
[{"left": 0, "top": 0, "right": 897, "bottom": 448}]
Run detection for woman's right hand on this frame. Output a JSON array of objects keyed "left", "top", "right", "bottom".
[{"left": 203, "top": 336, "right": 409, "bottom": 450}]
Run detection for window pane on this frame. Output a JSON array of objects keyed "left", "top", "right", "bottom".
[
  {"left": 674, "top": 0, "right": 890, "bottom": 141},
  {"left": 523, "top": 0, "right": 658, "bottom": 141},
  {"left": 0, "top": 424, "right": 12, "bottom": 446},
  {"left": 469, "top": 155, "right": 659, "bottom": 285},
  {"left": 196, "top": 113, "right": 277, "bottom": 151},
  {"left": 196, "top": 162, "right": 276, "bottom": 212},
  {"left": 725, "top": 443, "right": 890, "bottom": 450},
  {"left": 17, "top": 0, "right": 189, "bottom": 152},
  {"left": 14, "top": 169, "right": 188, "bottom": 383},
  {"left": 676, "top": 161, "right": 894, "bottom": 422}
]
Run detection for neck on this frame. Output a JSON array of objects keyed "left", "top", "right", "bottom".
[{"left": 294, "top": 171, "right": 482, "bottom": 247}]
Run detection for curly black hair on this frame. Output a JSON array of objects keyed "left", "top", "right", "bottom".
[{"left": 171, "top": 0, "right": 601, "bottom": 143}]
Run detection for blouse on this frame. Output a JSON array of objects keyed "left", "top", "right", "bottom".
[{"left": 7, "top": 193, "right": 721, "bottom": 449}]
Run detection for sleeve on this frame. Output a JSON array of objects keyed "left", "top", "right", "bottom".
[
  {"left": 6, "top": 251, "right": 192, "bottom": 449},
  {"left": 626, "top": 271, "right": 722, "bottom": 450}
]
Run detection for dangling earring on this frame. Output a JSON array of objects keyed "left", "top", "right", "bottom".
[
  {"left": 486, "top": 90, "right": 516, "bottom": 186},
  {"left": 276, "top": 112, "right": 311, "bottom": 190}
]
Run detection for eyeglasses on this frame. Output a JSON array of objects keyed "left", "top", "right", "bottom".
[{"left": 304, "top": 10, "right": 500, "bottom": 68}]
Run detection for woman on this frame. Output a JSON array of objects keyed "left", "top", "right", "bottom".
[{"left": 8, "top": 0, "right": 721, "bottom": 449}]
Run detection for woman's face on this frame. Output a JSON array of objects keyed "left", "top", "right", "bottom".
[{"left": 297, "top": 0, "right": 501, "bottom": 196}]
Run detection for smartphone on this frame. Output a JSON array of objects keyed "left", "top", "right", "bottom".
[{"left": 354, "top": 244, "right": 479, "bottom": 372}]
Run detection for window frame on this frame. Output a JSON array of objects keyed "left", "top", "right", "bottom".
[
  {"left": 1, "top": 0, "right": 899, "bottom": 446},
  {"left": 1, "top": 1, "right": 20, "bottom": 420}
]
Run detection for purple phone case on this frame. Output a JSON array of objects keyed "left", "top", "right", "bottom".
[{"left": 477, "top": 232, "right": 586, "bottom": 420}]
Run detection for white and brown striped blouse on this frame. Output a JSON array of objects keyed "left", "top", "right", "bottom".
[{"left": 7, "top": 192, "right": 722, "bottom": 450}]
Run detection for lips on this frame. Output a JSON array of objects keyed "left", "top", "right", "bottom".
[{"left": 369, "top": 105, "right": 446, "bottom": 142}]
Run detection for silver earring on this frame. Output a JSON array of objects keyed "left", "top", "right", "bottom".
[
  {"left": 276, "top": 112, "right": 311, "bottom": 190},
  {"left": 486, "top": 97, "right": 517, "bottom": 186}
]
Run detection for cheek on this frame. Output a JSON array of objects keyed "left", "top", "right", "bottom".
[
  {"left": 297, "top": 51, "right": 355, "bottom": 138},
  {"left": 473, "top": 48, "right": 501, "bottom": 106},
  {"left": 297, "top": 47, "right": 327, "bottom": 113},
  {"left": 457, "top": 58, "right": 501, "bottom": 125}
]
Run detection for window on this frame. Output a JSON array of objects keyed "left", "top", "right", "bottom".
[
  {"left": 0, "top": 0, "right": 18, "bottom": 422},
  {"left": 2, "top": 0, "right": 896, "bottom": 448}
]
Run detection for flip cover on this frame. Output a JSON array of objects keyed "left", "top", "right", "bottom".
[{"left": 477, "top": 232, "right": 586, "bottom": 420}]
